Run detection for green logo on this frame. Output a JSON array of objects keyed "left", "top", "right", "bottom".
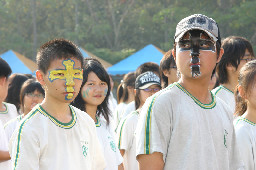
[
  {"left": 82, "top": 145, "right": 88, "bottom": 157},
  {"left": 108, "top": 136, "right": 117, "bottom": 152}
]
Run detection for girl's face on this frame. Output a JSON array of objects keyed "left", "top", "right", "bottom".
[
  {"left": 246, "top": 79, "right": 256, "bottom": 110},
  {"left": 139, "top": 84, "right": 161, "bottom": 105},
  {"left": 23, "top": 90, "right": 44, "bottom": 115},
  {"left": 81, "top": 72, "right": 108, "bottom": 108}
]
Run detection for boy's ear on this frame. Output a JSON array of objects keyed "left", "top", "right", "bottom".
[
  {"left": 172, "top": 49, "right": 176, "bottom": 61},
  {"left": 36, "top": 70, "right": 46, "bottom": 86}
]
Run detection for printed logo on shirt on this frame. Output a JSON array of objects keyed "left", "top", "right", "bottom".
[
  {"left": 108, "top": 136, "right": 117, "bottom": 152},
  {"left": 224, "top": 129, "right": 228, "bottom": 148},
  {"left": 81, "top": 141, "right": 89, "bottom": 158}
]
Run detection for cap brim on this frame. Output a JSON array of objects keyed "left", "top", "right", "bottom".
[
  {"left": 174, "top": 27, "right": 218, "bottom": 42},
  {"left": 139, "top": 82, "right": 161, "bottom": 89}
]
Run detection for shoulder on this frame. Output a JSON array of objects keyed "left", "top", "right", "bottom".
[
  {"left": 3, "top": 102, "right": 18, "bottom": 113},
  {"left": 234, "top": 117, "right": 254, "bottom": 140},
  {"left": 212, "top": 85, "right": 222, "bottom": 95},
  {"left": 70, "top": 105, "right": 95, "bottom": 126}
]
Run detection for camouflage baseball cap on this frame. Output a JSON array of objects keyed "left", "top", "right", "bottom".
[{"left": 174, "top": 14, "right": 220, "bottom": 42}]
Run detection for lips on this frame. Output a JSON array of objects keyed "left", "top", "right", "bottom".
[{"left": 93, "top": 95, "right": 102, "bottom": 98}]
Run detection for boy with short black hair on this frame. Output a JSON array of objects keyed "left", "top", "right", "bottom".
[
  {"left": 212, "top": 36, "right": 255, "bottom": 113},
  {"left": 136, "top": 14, "right": 243, "bottom": 170},
  {"left": 9, "top": 39, "right": 105, "bottom": 170}
]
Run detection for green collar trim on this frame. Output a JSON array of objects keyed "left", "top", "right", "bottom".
[
  {"left": 95, "top": 117, "right": 101, "bottom": 127},
  {"left": 38, "top": 105, "right": 77, "bottom": 129},
  {"left": 215, "top": 85, "right": 234, "bottom": 95},
  {"left": 236, "top": 117, "right": 256, "bottom": 126},
  {"left": 176, "top": 82, "right": 216, "bottom": 109}
]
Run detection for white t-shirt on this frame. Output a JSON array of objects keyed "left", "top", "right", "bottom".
[
  {"left": 4, "top": 114, "right": 24, "bottom": 142},
  {"left": 113, "top": 102, "right": 128, "bottom": 130},
  {"left": 0, "top": 120, "right": 11, "bottom": 170},
  {"left": 212, "top": 85, "right": 235, "bottom": 113},
  {"left": 122, "top": 101, "right": 135, "bottom": 120},
  {"left": 116, "top": 110, "right": 139, "bottom": 170},
  {"left": 234, "top": 117, "right": 256, "bottom": 170},
  {"left": 0, "top": 102, "right": 19, "bottom": 125},
  {"left": 96, "top": 117, "right": 123, "bottom": 170},
  {"left": 9, "top": 104, "right": 106, "bottom": 170},
  {"left": 136, "top": 82, "right": 244, "bottom": 170}
]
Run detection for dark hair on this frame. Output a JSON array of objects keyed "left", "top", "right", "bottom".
[
  {"left": 20, "top": 79, "right": 45, "bottom": 113},
  {"left": 5, "top": 74, "right": 30, "bottom": 111},
  {"left": 235, "top": 60, "right": 256, "bottom": 116},
  {"left": 134, "top": 89, "right": 141, "bottom": 110},
  {"left": 71, "top": 58, "right": 111, "bottom": 125},
  {"left": 0, "top": 58, "right": 12, "bottom": 78},
  {"left": 36, "top": 38, "right": 84, "bottom": 74},
  {"left": 217, "top": 36, "right": 254, "bottom": 84},
  {"left": 160, "top": 50, "right": 177, "bottom": 88},
  {"left": 116, "top": 72, "right": 135, "bottom": 104},
  {"left": 135, "top": 62, "right": 160, "bottom": 78}
]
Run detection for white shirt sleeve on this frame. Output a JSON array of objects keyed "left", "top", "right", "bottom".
[
  {"left": 235, "top": 125, "right": 253, "bottom": 170},
  {"left": 136, "top": 94, "right": 172, "bottom": 161},
  {"left": 9, "top": 124, "right": 40, "bottom": 170},
  {"left": 117, "top": 114, "right": 135, "bottom": 151}
]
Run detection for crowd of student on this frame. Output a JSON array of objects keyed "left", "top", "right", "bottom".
[{"left": 0, "top": 13, "right": 256, "bottom": 170}]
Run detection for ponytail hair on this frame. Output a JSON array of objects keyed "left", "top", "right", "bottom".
[
  {"left": 117, "top": 72, "right": 135, "bottom": 104},
  {"left": 235, "top": 60, "right": 256, "bottom": 116}
]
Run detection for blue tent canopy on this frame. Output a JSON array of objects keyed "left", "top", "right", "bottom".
[
  {"left": 0, "top": 50, "right": 33, "bottom": 74},
  {"left": 107, "top": 44, "right": 164, "bottom": 75}
]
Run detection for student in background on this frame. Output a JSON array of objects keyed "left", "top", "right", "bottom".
[
  {"left": 160, "top": 50, "right": 178, "bottom": 88},
  {"left": 5, "top": 73, "right": 30, "bottom": 113},
  {"left": 234, "top": 60, "right": 256, "bottom": 170},
  {"left": 116, "top": 71, "right": 161, "bottom": 170},
  {"left": 72, "top": 58, "right": 123, "bottom": 170},
  {"left": 4, "top": 79, "right": 44, "bottom": 142},
  {"left": 114, "top": 72, "right": 135, "bottom": 130},
  {"left": 212, "top": 36, "right": 255, "bottom": 113}
]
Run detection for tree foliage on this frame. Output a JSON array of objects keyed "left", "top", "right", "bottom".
[{"left": 0, "top": 0, "right": 255, "bottom": 64}]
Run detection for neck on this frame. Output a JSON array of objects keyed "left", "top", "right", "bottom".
[
  {"left": 85, "top": 104, "right": 97, "bottom": 122},
  {"left": 40, "top": 97, "right": 72, "bottom": 123},
  {"left": 179, "top": 76, "right": 212, "bottom": 104},
  {"left": 223, "top": 73, "right": 239, "bottom": 92},
  {"left": 244, "top": 103, "right": 256, "bottom": 124}
]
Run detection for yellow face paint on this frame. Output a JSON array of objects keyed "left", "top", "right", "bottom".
[{"left": 48, "top": 59, "right": 83, "bottom": 100}]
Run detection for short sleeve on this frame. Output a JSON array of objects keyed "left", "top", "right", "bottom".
[
  {"left": 235, "top": 125, "right": 253, "bottom": 169},
  {"left": 116, "top": 114, "right": 135, "bottom": 151},
  {"left": 9, "top": 124, "right": 40, "bottom": 170},
  {"left": 136, "top": 94, "right": 172, "bottom": 161}
]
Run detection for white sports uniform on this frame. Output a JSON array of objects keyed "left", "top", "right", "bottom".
[
  {"left": 9, "top": 105, "right": 106, "bottom": 170},
  {"left": 212, "top": 85, "right": 235, "bottom": 113},
  {"left": 113, "top": 102, "right": 128, "bottom": 130},
  {"left": 95, "top": 116, "right": 123, "bottom": 170},
  {"left": 0, "top": 120, "right": 11, "bottom": 170},
  {"left": 234, "top": 117, "right": 256, "bottom": 170},
  {"left": 4, "top": 114, "right": 24, "bottom": 142},
  {"left": 117, "top": 110, "right": 139, "bottom": 170},
  {"left": 0, "top": 102, "right": 19, "bottom": 125},
  {"left": 122, "top": 101, "right": 135, "bottom": 120},
  {"left": 136, "top": 82, "right": 244, "bottom": 170}
]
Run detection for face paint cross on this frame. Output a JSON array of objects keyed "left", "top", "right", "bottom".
[{"left": 48, "top": 59, "right": 83, "bottom": 100}]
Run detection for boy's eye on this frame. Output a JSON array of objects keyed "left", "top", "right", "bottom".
[
  {"left": 101, "top": 82, "right": 107, "bottom": 86},
  {"left": 74, "top": 72, "right": 81, "bottom": 76},
  {"left": 54, "top": 73, "right": 64, "bottom": 76},
  {"left": 178, "top": 40, "right": 191, "bottom": 49}
]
